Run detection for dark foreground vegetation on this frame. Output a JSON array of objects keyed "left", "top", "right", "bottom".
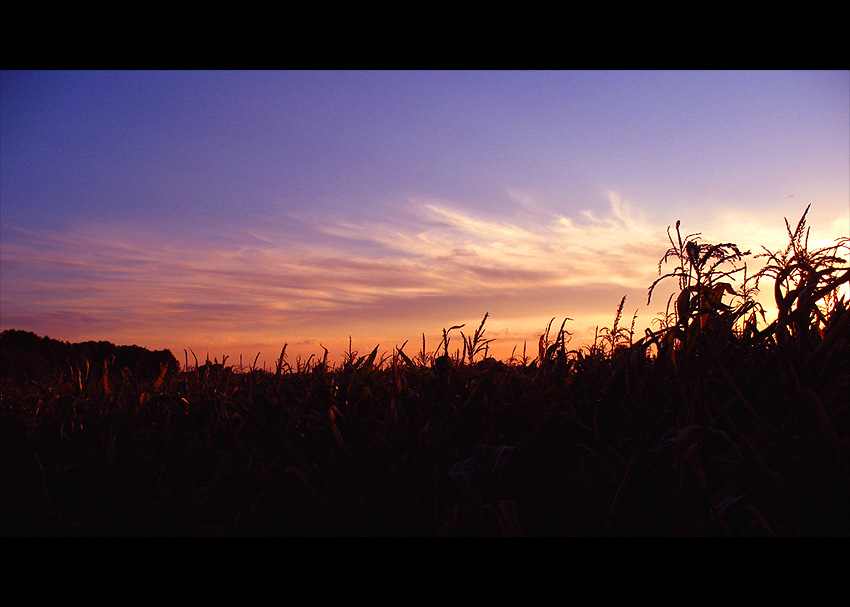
[{"left": 2, "top": 207, "right": 848, "bottom": 536}]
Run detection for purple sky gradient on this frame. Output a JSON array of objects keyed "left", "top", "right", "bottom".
[{"left": 2, "top": 70, "right": 848, "bottom": 367}]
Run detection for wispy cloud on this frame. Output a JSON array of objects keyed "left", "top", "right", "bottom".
[
  {"left": 317, "top": 191, "right": 667, "bottom": 292},
  {"left": 3, "top": 192, "right": 845, "bottom": 364},
  {"left": 1, "top": 193, "right": 664, "bottom": 355}
]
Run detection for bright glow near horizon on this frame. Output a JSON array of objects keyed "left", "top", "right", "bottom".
[{"left": 1, "top": 70, "right": 848, "bottom": 368}]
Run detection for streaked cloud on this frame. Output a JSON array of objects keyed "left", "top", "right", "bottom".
[
  {"left": 0, "top": 193, "right": 677, "bottom": 362},
  {"left": 3, "top": 188, "right": 845, "bottom": 366}
]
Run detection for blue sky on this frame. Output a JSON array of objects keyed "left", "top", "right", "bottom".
[{"left": 1, "top": 70, "right": 848, "bottom": 366}]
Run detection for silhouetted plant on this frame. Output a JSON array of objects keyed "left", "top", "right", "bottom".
[
  {"left": 650, "top": 221, "right": 749, "bottom": 326},
  {"left": 2, "top": 206, "right": 847, "bottom": 537},
  {"left": 755, "top": 204, "right": 849, "bottom": 354},
  {"left": 460, "top": 312, "right": 495, "bottom": 365},
  {"left": 598, "top": 295, "right": 635, "bottom": 355}
]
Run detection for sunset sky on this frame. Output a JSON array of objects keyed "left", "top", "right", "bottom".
[{"left": 2, "top": 70, "right": 848, "bottom": 368}]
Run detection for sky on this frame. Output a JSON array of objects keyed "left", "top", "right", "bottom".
[{"left": 1, "top": 70, "right": 848, "bottom": 368}]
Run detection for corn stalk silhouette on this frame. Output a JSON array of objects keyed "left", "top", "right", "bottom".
[
  {"left": 753, "top": 205, "right": 849, "bottom": 473},
  {"left": 647, "top": 219, "right": 753, "bottom": 356},
  {"left": 644, "top": 219, "right": 759, "bottom": 430},
  {"left": 754, "top": 204, "right": 850, "bottom": 361}
]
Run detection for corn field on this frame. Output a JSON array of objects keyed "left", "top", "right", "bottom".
[{"left": 2, "top": 206, "right": 848, "bottom": 536}]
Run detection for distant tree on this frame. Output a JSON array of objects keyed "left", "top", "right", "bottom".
[{"left": 0, "top": 330, "right": 178, "bottom": 381}]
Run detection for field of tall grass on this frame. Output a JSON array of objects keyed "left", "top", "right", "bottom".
[{"left": 1, "top": 206, "right": 848, "bottom": 536}]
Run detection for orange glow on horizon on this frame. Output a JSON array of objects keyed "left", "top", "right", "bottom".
[{"left": 2, "top": 199, "right": 845, "bottom": 373}]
